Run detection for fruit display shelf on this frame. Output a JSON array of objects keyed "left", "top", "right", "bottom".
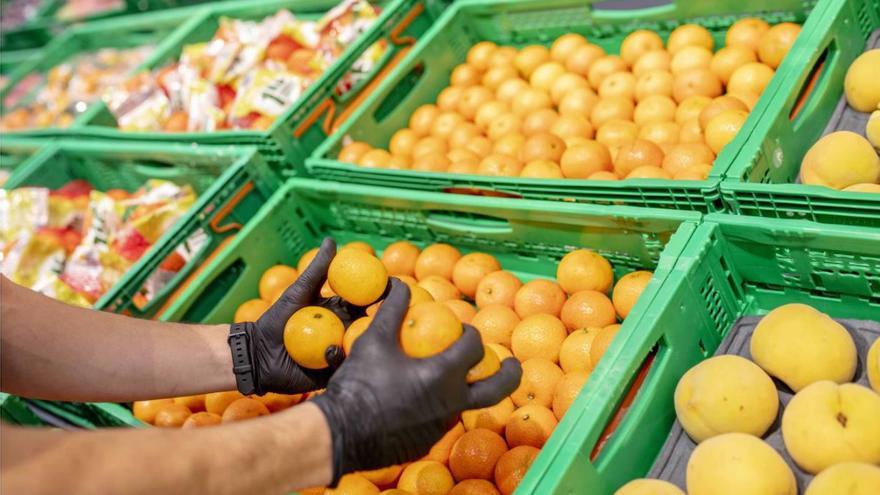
[
  {"left": 518, "top": 213, "right": 880, "bottom": 494},
  {"left": 306, "top": 0, "right": 817, "bottom": 213},
  {"left": 4, "top": 140, "right": 280, "bottom": 319},
  {"left": 721, "top": 0, "right": 880, "bottom": 227}
]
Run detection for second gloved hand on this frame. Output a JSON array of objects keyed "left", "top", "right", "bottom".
[{"left": 312, "top": 279, "right": 522, "bottom": 482}]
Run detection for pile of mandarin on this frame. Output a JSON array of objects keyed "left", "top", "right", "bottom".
[
  {"left": 337, "top": 18, "right": 801, "bottom": 182},
  {"left": 133, "top": 239, "right": 654, "bottom": 495}
]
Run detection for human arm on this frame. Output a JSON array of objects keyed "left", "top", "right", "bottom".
[
  {"left": 0, "top": 402, "right": 333, "bottom": 495},
  {"left": 0, "top": 274, "right": 235, "bottom": 402},
  {"left": 0, "top": 238, "right": 354, "bottom": 402},
  {"left": 1, "top": 277, "right": 521, "bottom": 494}
]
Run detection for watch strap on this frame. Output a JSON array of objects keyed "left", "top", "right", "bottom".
[{"left": 228, "top": 322, "right": 258, "bottom": 395}]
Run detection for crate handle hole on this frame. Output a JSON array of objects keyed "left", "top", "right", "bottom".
[
  {"left": 592, "top": 0, "right": 673, "bottom": 13},
  {"left": 373, "top": 61, "right": 424, "bottom": 123},
  {"left": 788, "top": 41, "right": 834, "bottom": 128},
  {"left": 590, "top": 345, "right": 658, "bottom": 461},
  {"left": 425, "top": 210, "right": 513, "bottom": 236}
]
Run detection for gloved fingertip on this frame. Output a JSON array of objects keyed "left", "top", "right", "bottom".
[
  {"left": 325, "top": 345, "right": 346, "bottom": 369},
  {"left": 292, "top": 239, "right": 337, "bottom": 301},
  {"left": 319, "top": 237, "right": 337, "bottom": 253},
  {"left": 436, "top": 325, "right": 483, "bottom": 368},
  {"left": 499, "top": 357, "right": 523, "bottom": 379},
  {"left": 380, "top": 278, "right": 411, "bottom": 310},
  {"left": 378, "top": 275, "right": 395, "bottom": 300},
  {"left": 371, "top": 279, "right": 411, "bottom": 341},
  {"left": 467, "top": 358, "right": 523, "bottom": 409}
]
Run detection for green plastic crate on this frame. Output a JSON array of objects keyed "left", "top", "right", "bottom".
[
  {"left": 0, "top": 5, "right": 209, "bottom": 136},
  {"left": 306, "top": 0, "right": 816, "bottom": 213},
  {"left": 71, "top": 0, "right": 437, "bottom": 172},
  {"left": 4, "top": 140, "right": 280, "bottom": 319},
  {"left": 519, "top": 213, "right": 880, "bottom": 494},
  {"left": 721, "top": 0, "right": 880, "bottom": 227}
]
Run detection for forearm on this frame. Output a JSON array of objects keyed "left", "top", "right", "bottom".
[
  {"left": 1, "top": 402, "right": 332, "bottom": 495},
  {"left": 0, "top": 276, "right": 235, "bottom": 401}
]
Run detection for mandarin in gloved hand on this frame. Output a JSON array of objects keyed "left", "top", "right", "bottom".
[
  {"left": 312, "top": 279, "right": 522, "bottom": 484},
  {"left": 230, "top": 238, "right": 372, "bottom": 395}
]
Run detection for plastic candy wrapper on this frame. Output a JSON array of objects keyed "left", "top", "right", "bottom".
[
  {"left": 1, "top": 179, "right": 196, "bottom": 307},
  {"left": 109, "top": 0, "right": 386, "bottom": 132},
  {"left": 0, "top": 45, "right": 154, "bottom": 131}
]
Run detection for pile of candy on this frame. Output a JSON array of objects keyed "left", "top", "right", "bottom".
[
  {"left": 1, "top": 45, "right": 154, "bottom": 131},
  {"left": 0, "top": 179, "right": 196, "bottom": 307},
  {"left": 107, "top": 0, "right": 386, "bottom": 132}
]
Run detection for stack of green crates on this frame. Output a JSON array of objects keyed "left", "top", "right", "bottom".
[{"left": 306, "top": 0, "right": 816, "bottom": 212}]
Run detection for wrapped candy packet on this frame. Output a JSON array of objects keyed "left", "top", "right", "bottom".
[{"left": 109, "top": 0, "right": 386, "bottom": 132}]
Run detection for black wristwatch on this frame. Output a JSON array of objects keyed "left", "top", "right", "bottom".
[{"left": 228, "top": 322, "right": 258, "bottom": 395}]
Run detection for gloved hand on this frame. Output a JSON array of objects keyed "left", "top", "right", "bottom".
[
  {"left": 231, "top": 238, "right": 367, "bottom": 395},
  {"left": 312, "top": 278, "right": 523, "bottom": 483}
]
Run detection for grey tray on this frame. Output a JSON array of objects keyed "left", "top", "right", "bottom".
[{"left": 647, "top": 316, "right": 880, "bottom": 493}]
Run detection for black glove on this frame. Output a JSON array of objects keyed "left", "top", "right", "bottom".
[
  {"left": 229, "top": 238, "right": 367, "bottom": 395},
  {"left": 312, "top": 278, "right": 523, "bottom": 483}
]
